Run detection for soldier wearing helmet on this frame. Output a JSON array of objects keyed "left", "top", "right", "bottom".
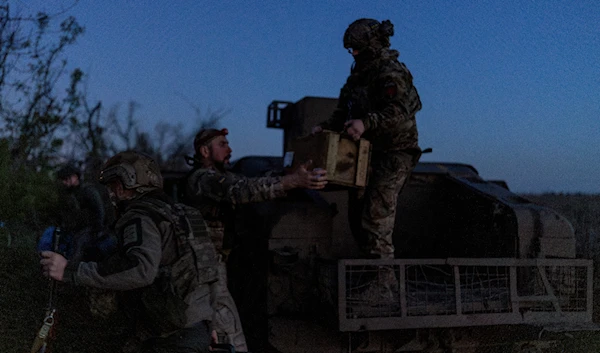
[
  {"left": 343, "top": 18, "right": 394, "bottom": 64},
  {"left": 183, "top": 127, "right": 329, "bottom": 351},
  {"left": 312, "top": 19, "right": 423, "bottom": 260},
  {"left": 41, "top": 151, "right": 216, "bottom": 353}
]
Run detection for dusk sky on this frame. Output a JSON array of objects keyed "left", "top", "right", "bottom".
[{"left": 15, "top": 1, "right": 600, "bottom": 193}]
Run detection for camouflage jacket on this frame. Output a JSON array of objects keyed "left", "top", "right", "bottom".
[
  {"left": 186, "top": 168, "right": 286, "bottom": 228},
  {"left": 185, "top": 167, "right": 286, "bottom": 228},
  {"left": 320, "top": 48, "right": 422, "bottom": 152},
  {"left": 63, "top": 190, "right": 215, "bottom": 333}
]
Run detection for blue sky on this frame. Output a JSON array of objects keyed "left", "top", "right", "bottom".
[{"left": 14, "top": 0, "right": 600, "bottom": 193}]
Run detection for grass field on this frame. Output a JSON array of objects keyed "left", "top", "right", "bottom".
[
  {"left": 0, "top": 246, "right": 129, "bottom": 353},
  {"left": 3, "top": 193, "right": 600, "bottom": 352}
]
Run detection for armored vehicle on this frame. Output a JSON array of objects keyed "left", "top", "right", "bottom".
[{"left": 166, "top": 97, "right": 596, "bottom": 352}]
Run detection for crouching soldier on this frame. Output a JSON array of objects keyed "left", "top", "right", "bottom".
[{"left": 41, "top": 151, "right": 219, "bottom": 353}]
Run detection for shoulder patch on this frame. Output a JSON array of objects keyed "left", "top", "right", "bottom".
[
  {"left": 384, "top": 81, "right": 398, "bottom": 99},
  {"left": 121, "top": 218, "right": 142, "bottom": 249}
]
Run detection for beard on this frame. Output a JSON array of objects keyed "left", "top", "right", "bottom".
[{"left": 213, "top": 155, "right": 231, "bottom": 172}]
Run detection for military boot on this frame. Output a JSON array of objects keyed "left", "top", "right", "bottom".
[{"left": 354, "top": 265, "right": 400, "bottom": 316}]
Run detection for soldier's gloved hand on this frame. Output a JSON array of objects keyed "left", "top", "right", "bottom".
[{"left": 344, "top": 119, "right": 365, "bottom": 141}]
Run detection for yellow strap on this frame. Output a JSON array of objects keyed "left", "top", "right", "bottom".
[{"left": 30, "top": 310, "right": 54, "bottom": 353}]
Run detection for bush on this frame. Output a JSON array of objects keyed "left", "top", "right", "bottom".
[{"left": 0, "top": 139, "right": 59, "bottom": 246}]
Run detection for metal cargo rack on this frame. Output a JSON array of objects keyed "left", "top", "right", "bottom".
[{"left": 337, "top": 258, "right": 593, "bottom": 332}]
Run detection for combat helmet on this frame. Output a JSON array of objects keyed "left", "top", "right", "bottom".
[
  {"left": 343, "top": 18, "right": 394, "bottom": 53},
  {"left": 99, "top": 151, "right": 163, "bottom": 191}
]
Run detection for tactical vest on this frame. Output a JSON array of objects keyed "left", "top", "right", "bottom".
[
  {"left": 130, "top": 198, "right": 219, "bottom": 332},
  {"left": 185, "top": 168, "right": 237, "bottom": 226}
]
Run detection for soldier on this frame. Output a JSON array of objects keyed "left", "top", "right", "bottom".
[
  {"left": 39, "top": 163, "right": 116, "bottom": 261},
  {"left": 37, "top": 164, "right": 119, "bottom": 322},
  {"left": 56, "top": 163, "right": 114, "bottom": 237},
  {"left": 184, "top": 127, "right": 328, "bottom": 351},
  {"left": 40, "top": 151, "right": 218, "bottom": 353},
  {"left": 312, "top": 18, "right": 422, "bottom": 260}
]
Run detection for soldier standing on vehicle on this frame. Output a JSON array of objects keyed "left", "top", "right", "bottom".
[
  {"left": 40, "top": 151, "right": 218, "bottom": 353},
  {"left": 184, "top": 127, "right": 328, "bottom": 351},
  {"left": 312, "top": 18, "right": 422, "bottom": 260}
]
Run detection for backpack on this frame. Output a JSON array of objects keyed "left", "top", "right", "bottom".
[{"left": 131, "top": 197, "right": 219, "bottom": 331}]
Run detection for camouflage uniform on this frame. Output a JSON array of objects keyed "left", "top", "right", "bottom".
[
  {"left": 185, "top": 167, "right": 287, "bottom": 351},
  {"left": 63, "top": 189, "right": 216, "bottom": 353},
  {"left": 186, "top": 168, "right": 286, "bottom": 252},
  {"left": 319, "top": 20, "right": 422, "bottom": 259}
]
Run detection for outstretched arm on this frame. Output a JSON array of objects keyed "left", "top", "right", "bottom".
[{"left": 189, "top": 166, "right": 328, "bottom": 206}]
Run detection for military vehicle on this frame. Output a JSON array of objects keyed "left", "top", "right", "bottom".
[{"left": 165, "top": 97, "right": 596, "bottom": 353}]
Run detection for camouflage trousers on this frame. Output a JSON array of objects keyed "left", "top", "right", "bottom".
[
  {"left": 87, "top": 287, "right": 119, "bottom": 318},
  {"left": 349, "top": 150, "right": 418, "bottom": 259},
  {"left": 210, "top": 250, "right": 248, "bottom": 352}
]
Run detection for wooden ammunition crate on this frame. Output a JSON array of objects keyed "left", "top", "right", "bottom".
[{"left": 285, "top": 130, "right": 371, "bottom": 188}]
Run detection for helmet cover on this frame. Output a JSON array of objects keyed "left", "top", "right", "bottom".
[
  {"left": 99, "top": 151, "right": 163, "bottom": 190},
  {"left": 343, "top": 18, "right": 394, "bottom": 51}
]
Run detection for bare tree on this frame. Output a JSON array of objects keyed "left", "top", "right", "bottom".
[
  {"left": 0, "top": 2, "right": 85, "bottom": 168},
  {"left": 103, "top": 97, "right": 227, "bottom": 171},
  {"left": 154, "top": 106, "right": 226, "bottom": 171},
  {"left": 108, "top": 100, "right": 140, "bottom": 152},
  {"left": 168, "top": 92, "right": 228, "bottom": 169}
]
